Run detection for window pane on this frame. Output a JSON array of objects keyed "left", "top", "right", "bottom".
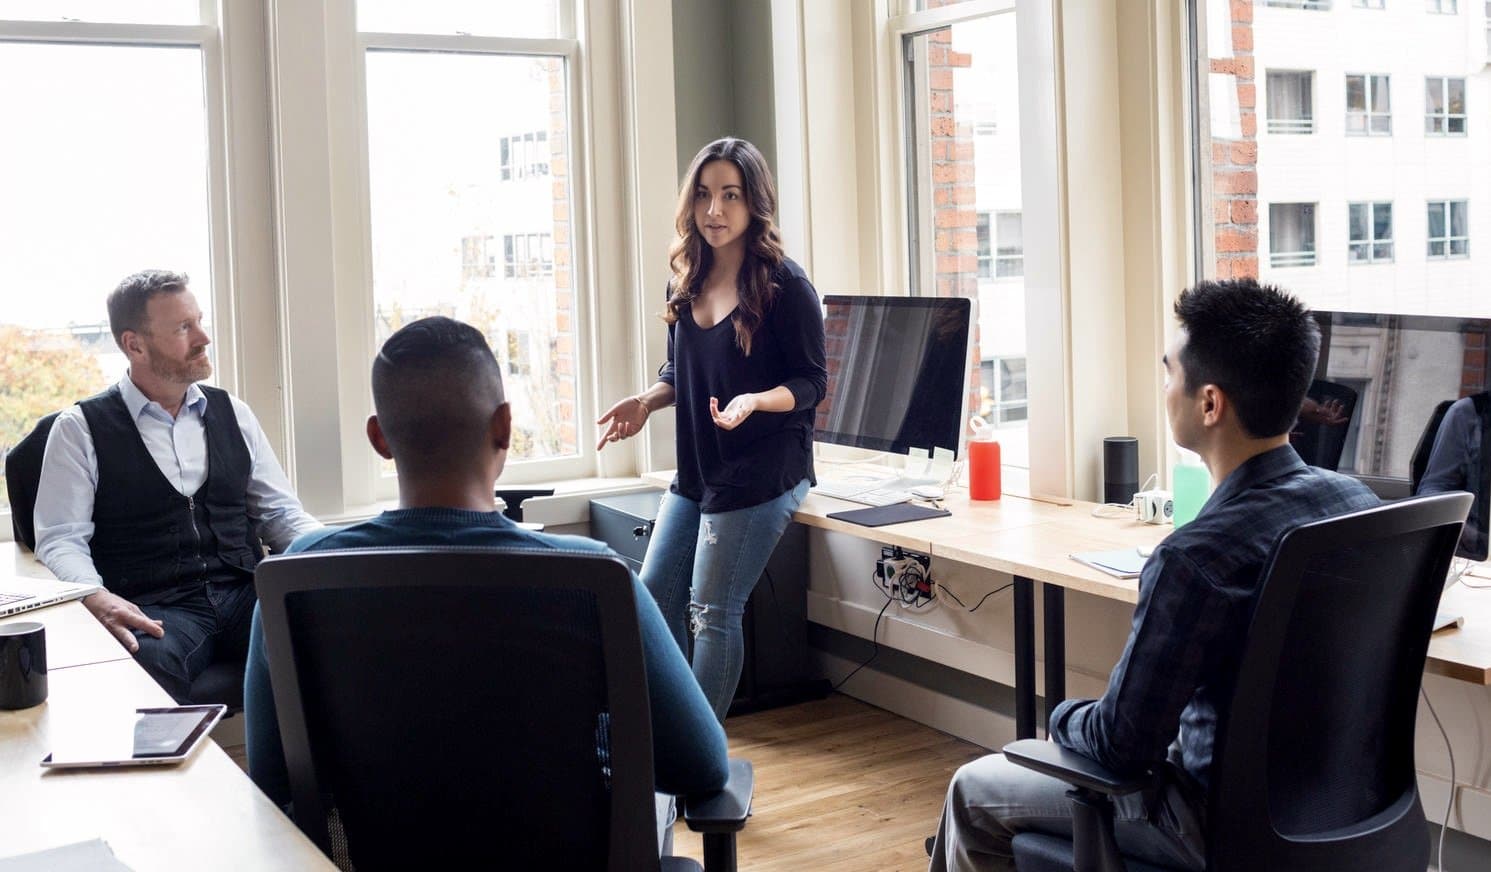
[
  {"left": 0, "top": 1, "right": 197, "bottom": 24},
  {"left": 1451, "top": 201, "right": 1468, "bottom": 236},
  {"left": 366, "top": 51, "right": 578, "bottom": 463},
  {"left": 1373, "top": 242, "right": 1394, "bottom": 260},
  {"left": 0, "top": 42, "right": 214, "bottom": 511},
  {"left": 1373, "top": 203, "right": 1392, "bottom": 240},
  {"left": 1346, "top": 76, "right": 1365, "bottom": 111},
  {"left": 1427, "top": 79, "right": 1445, "bottom": 114},
  {"left": 1348, "top": 203, "right": 1367, "bottom": 241},
  {"left": 357, "top": 0, "right": 561, "bottom": 38},
  {"left": 907, "top": 12, "right": 1027, "bottom": 467},
  {"left": 1370, "top": 76, "right": 1390, "bottom": 113},
  {"left": 1428, "top": 203, "right": 1446, "bottom": 239},
  {"left": 1448, "top": 79, "right": 1465, "bottom": 113}
]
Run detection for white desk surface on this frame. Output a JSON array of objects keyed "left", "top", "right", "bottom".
[{"left": 0, "top": 541, "right": 334, "bottom": 869}]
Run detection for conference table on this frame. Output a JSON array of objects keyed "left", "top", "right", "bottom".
[
  {"left": 0, "top": 542, "right": 334, "bottom": 870},
  {"left": 644, "top": 472, "right": 1491, "bottom": 739}
]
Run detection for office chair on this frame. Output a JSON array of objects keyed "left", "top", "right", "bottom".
[
  {"left": 256, "top": 547, "right": 753, "bottom": 872},
  {"left": 5, "top": 410, "right": 60, "bottom": 551},
  {"left": 1002, "top": 491, "right": 1471, "bottom": 872},
  {"left": 1289, "top": 379, "right": 1359, "bottom": 472}
]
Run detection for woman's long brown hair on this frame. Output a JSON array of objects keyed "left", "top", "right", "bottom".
[{"left": 664, "top": 137, "right": 786, "bottom": 356}]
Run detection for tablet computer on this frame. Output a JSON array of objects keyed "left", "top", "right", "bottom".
[{"left": 41, "top": 704, "right": 226, "bottom": 769}]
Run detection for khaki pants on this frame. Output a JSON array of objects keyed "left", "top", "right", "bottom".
[{"left": 928, "top": 751, "right": 1207, "bottom": 871}]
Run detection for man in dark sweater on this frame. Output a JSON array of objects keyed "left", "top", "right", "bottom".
[
  {"left": 930, "top": 280, "right": 1380, "bottom": 871},
  {"left": 244, "top": 317, "right": 727, "bottom": 854}
]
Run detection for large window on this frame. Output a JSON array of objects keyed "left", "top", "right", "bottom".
[
  {"left": 903, "top": 6, "right": 1027, "bottom": 467},
  {"left": 1425, "top": 77, "right": 1467, "bottom": 135},
  {"left": 1194, "top": 0, "right": 1488, "bottom": 478},
  {"left": 1346, "top": 74, "right": 1391, "bottom": 135},
  {"left": 361, "top": 12, "right": 582, "bottom": 475},
  {"left": 0, "top": 11, "right": 224, "bottom": 513}
]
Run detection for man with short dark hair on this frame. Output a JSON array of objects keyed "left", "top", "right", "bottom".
[
  {"left": 244, "top": 317, "right": 727, "bottom": 855},
  {"left": 929, "top": 279, "right": 1380, "bottom": 871},
  {"left": 34, "top": 270, "right": 318, "bottom": 702}
]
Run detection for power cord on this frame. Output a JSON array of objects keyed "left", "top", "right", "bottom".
[
  {"left": 1422, "top": 686, "right": 1456, "bottom": 872},
  {"left": 936, "top": 581, "right": 1014, "bottom": 613},
  {"left": 1091, "top": 473, "right": 1159, "bottom": 519},
  {"left": 832, "top": 576, "right": 894, "bottom": 692}
]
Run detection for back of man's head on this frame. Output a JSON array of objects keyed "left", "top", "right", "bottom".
[
  {"left": 1174, "top": 278, "right": 1318, "bottom": 439},
  {"left": 371, "top": 317, "right": 507, "bottom": 474},
  {"left": 107, "top": 270, "right": 190, "bottom": 349}
]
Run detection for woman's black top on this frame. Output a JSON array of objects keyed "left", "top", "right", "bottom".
[{"left": 658, "top": 257, "right": 827, "bottom": 513}]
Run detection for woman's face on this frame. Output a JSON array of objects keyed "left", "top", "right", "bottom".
[{"left": 693, "top": 159, "right": 750, "bottom": 253}]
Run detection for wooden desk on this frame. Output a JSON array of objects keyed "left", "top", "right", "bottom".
[
  {"left": 0, "top": 659, "right": 332, "bottom": 870},
  {"left": 0, "top": 541, "right": 335, "bottom": 869},
  {"left": 642, "top": 472, "right": 1491, "bottom": 738}
]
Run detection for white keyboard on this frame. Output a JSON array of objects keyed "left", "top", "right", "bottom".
[{"left": 813, "top": 478, "right": 918, "bottom": 507}]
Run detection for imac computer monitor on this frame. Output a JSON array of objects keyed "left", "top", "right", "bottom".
[
  {"left": 1299, "top": 310, "right": 1491, "bottom": 560},
  {"left": 815, "top": 294, "right": 974, "bottom": 459}
]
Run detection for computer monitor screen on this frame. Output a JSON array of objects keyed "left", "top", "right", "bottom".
[
  {"left": 1301, "top": 310, "right": 1491, "bottom": 559},
  {"left": 816, "top": 295, "right": 973, "bottom": 458}
]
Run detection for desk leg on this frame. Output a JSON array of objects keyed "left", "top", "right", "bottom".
[
  {"left": 1014, "top": 576, "right": 1036, "bottom": 740},
  {"left": 1043, "top": 584, "right": 1066, "bottom": 734}
]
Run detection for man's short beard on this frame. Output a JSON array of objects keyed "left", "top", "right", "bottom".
[{"left": 148, "top": 351, "right": 212, "bottom": 384}]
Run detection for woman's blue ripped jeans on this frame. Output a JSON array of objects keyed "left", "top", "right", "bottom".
[{"left": 640, "top": 479, "right": 810, "bottom": 722}]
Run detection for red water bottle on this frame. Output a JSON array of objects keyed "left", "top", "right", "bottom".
[{"left": 968, "top": 417, "right": 1002, "bottom": 500}]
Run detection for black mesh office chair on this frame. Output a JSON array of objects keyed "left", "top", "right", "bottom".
[
  {"left": 1002, "top": 491, "right": 1471, "bottom": 872},
  {"left": 256, "top": 547, "right": 753, "bottom": 872}
]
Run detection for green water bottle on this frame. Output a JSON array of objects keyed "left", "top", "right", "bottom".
[{"left": 1172, "top": 462, "right": 1210, "bottom": 528}]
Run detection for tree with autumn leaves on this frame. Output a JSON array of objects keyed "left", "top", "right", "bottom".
[{"left": 0, "top": 326, "right": 103, "bottom": 509}]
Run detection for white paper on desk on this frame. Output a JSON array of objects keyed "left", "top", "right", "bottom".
[
  {"left": 1069, "top": 549, "right": 1148, "bottom": 579},
  {"left": 0, "top": 839, "right": 132, "bottom": 871}
]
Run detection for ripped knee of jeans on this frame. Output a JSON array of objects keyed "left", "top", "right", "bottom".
[
  {"left": 702, "top": 519, "right": 719, "bottom": 546},
  {"left": 688, "top": 599, "right": 712, "bottom": 637}
]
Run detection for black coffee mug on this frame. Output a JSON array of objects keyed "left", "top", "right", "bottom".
[{"left": 0, "top": 621, "right": 47, "bottom": 710}]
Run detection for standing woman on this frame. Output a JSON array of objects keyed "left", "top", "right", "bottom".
[{"left": 597, "top": 137, "right": 827, "bottom": 720}]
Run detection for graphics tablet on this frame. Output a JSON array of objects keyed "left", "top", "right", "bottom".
[{"left": 41, "top": 704, "right": 226, "bottom": 769}]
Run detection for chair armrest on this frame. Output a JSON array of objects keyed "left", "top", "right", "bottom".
[
  {"left": 682, "top": 758, "right": 754, "bottom": 833},
  {"left": 1002, "top": 739, "right": 1159, "bottom": 797}
]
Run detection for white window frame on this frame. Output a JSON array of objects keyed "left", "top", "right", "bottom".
[
  {"left": 0, "top": 3, "right": 278, "bottom": 534},
  {"left": 1265, "top": 69, "right": 1314, "bottom": 134},
  {"left": 1425, "top": 76, "right": 1467, "bottom": 136},
  {"left": 1427, "top": 0, "right": 1459, "bottom": 13},
  {"left": 1347, "top": 202, "right": 1394, "bottom": 264},
  {"left": 1346, "top": 73, "right": 1391, "bottom": 136},
  {"left": 348, "top": 17, "right": 595, "bottom": 496},
  {"left": 1352, "top": 0, "right": 1386, "bottom": 8},
  {"left": 1426, "top": 200, "right": 1470, "bottom": 259}
]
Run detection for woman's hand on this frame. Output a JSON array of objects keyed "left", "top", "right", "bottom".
[
  {"left": 596, "top": 395, "right": 651, "bottom": 450},
  {"left": 710, "top": 394, "right": 759, "bottom": 431}
]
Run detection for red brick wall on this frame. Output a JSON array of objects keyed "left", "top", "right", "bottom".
[
  {"left": 546, "top": 58, "right": 577, "bottom": 452},
  {"left": 1211, "top": 0, "right": 1259, "bottom": 280}
]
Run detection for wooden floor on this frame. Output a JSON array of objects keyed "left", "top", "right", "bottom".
[
  {"left": 673, "top": 694, "right": 984, "bottom": 871},
  {"left": 224, "top": 694, "right": 985, "bottom": 870}
]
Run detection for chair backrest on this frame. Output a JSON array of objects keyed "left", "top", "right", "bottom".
[
  {"left": 1409, "top": 399, "right": 1458, "bottom": 495},
  {"left": 4, "top": 411, "right": 60, "bottom": 551},
  {"left": 1290, "top": 379, "right": 1360, "bottom": 472},
  {"left": 255, "top": 547, "right": 661, "bottom": 872},
  {"left": 1207, "top": 492, "right": 1470, "bottom": 872}
]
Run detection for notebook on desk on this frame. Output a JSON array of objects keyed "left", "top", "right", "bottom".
[{"left": 1069, "top": 549, "right": 1148, "bottom": 579}]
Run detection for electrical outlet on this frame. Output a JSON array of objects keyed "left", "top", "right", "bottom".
[{"left": 877, "top": 546, "right": 933, "bottom": 609}]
